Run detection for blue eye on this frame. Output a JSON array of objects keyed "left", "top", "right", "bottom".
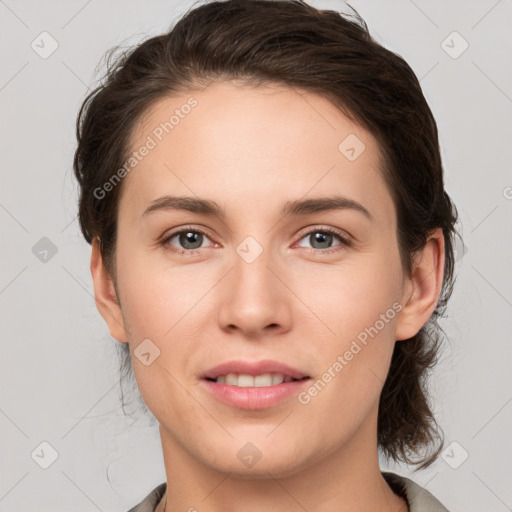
[
  {"left": 296, "top": 228, "right": 351, "bottom": 254},
  {"left": 160, "top": 226, "right": 351, "bottom": 256},
  {"left": 161, "top": 227, "right": 212, "bottom": 254}
]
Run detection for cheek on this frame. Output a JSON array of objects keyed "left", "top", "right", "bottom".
[
  {"left": 116, "top": 258, "right": 203, "bottom": 418},
  {"left": 115, "top": 251, "right": 214, "bottom": 386},
  {"left": 298, "top": 250, "right": 403, "bottom": 406},
  {"left": 116, "top": 250, "right": 195, "bottom": 338},
  {"left": 295, "top": 253, "right": 402, "bottom": 345}
]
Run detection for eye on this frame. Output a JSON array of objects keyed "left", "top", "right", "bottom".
[
  {"left": 295, "top": 227, "right": 351, "bottom": 254},
  {"left": 161, "top": 226, "right": 214, "bottom": 254},
  {"left": 160, "top": 225, "right": 351, "bottom": 256}
]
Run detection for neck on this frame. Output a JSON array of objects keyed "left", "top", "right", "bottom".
[{"left": 156, "top": 408, "right": 408, "bottom": 512}]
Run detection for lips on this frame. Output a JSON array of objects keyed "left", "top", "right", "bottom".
[
  {"left": 200, "top": 360, "right": 312, "bottom": 409},
  {"left": 201, "top": 359, "right": 310, "bottom": 381}
]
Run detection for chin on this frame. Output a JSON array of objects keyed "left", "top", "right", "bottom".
[
  {"left": 200, "top": 441, "right": 313, "bottom": 480},
  {"left": 211, "top": 459, "right": 307, "bottom": 480}
]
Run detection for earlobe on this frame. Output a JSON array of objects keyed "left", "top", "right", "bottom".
[
  {"left": 90, "top": 238, "right": 129, "bottom": 343},
  {"left": 395, "top": 228, "right": 445, "bottom": 341}
]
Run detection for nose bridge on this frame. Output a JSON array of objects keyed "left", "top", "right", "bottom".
[
  {"left": 228, "top": 218, "right": 275, "bottom": 278},
  {"left": 217, "top": 233, "right": 290, "bottom": 334},
  {"left": 231, "top": 234, "right": 276, "bottom": 302}
]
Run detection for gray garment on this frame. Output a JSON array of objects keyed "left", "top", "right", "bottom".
[
  {"left": 382, "top": 472, "right": 450, "bottom": 511},
  {"left": 127, "top": 482, "right": 165, "bottom": 512},
  {"left": 127, "top": 471, "right": 450, "bottom": 511}
]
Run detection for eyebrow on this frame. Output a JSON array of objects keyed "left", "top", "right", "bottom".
[{"left": 141, "top": 195, "right": 374, "bottom": 221}]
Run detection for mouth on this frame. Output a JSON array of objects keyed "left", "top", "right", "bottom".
[
  {"left": 200, "top": 359, "right": 311, "bottom": 388},
  {"left": 200, "top": 363, "right": 312, "bottom": 410},
  {"left": 204, "top": 373, "right": 310, "bottom": 387}
]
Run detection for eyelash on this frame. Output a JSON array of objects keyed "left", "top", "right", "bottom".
[{"left": 160, "top": 225, "right": 351, "bottom": 256}]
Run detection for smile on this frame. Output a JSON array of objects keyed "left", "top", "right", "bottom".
[{"left": 208, "top": 373, "right": 307, "bottom": 387}]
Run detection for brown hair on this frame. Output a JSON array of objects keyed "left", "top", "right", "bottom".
[{"left": 73, "top": 0, "right": 459, "bottom": 469}]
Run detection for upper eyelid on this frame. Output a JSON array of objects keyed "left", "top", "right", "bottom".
[{"left": 296, "top": 225, "right": 350, "bottom": 239}]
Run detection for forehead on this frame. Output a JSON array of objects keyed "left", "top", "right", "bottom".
[{"left": 120, "top": 81, "right": 394, "bottom": 226}]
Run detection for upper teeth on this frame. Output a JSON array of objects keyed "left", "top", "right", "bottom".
[{"left": 215, "top": 373, "right": 295, "bottom": 387}]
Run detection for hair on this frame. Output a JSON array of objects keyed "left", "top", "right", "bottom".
[{"left": 73, "top": 0, "right": 459, "bottom": 470}]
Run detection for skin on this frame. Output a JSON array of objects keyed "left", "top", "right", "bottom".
[{"left": 90, "top": 80, "right": 445, "bottom": 512}]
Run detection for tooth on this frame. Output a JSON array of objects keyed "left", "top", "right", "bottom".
[
  {"left": 254, "top": 374, "right": 273, "bottom": 387},
  {"left": 271, "top": 374, "right": 285, "bottom": 385},
  {"left": 237, "top": 374, "right": 255, "bottom": 387},
  {"left": 217, "top": 373, "right": 293, "bottom": 386},
  {"left": 226, "top": 373, "right": 238, "bottom": 386}
]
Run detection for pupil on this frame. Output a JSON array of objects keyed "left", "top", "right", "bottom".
[
  {"left": 312, "top": 232, "right": 332, "bottom": 249},
  {"left": 180, "top": 231, "right": 202, "bottom": 249}
]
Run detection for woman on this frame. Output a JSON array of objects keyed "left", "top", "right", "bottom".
[{"left": 73, "top": 1, "right": 459, "bottom": 510}]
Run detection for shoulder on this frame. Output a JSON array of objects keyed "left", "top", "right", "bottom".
[
  {"left": 382, "top": 471, "right": 450, "bottom": 512},
  {"left": 126, "top": 482, "right": 167, "bottom": 512},
  {"left": 127, "top": 475, "right": 450, "bottom": 512}
]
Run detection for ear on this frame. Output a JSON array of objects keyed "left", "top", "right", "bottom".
[
  {"left": 395, "top": 228, "right": 445, "bottom": 341},
  {"left": 90, "top": 237, "right": 129, "bottom": 343}
]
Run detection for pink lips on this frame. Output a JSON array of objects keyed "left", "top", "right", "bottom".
[
  {"left": 201, "top": 359, "right": 309, "bottom": 380},
  {"left": 200, "top": 359, "right": 311, "bottom": 410}
]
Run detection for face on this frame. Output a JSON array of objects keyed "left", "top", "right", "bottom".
[{"left": 97, "top": 80, "right": 423, "bottom": 478}]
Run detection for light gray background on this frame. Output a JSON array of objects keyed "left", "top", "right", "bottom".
[{"left": 1, "top": 0, "right": 511, "bottom": 511}]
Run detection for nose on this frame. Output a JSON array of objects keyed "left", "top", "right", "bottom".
[{"left": 217, "top": 243, "right": 293, "bottom": 339}]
